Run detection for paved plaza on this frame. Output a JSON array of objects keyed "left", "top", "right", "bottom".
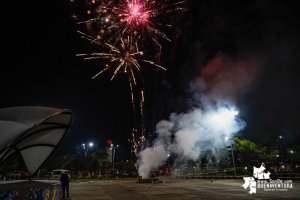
[{"left": 68, "top": 179, "right": 300, "bottom": 200}]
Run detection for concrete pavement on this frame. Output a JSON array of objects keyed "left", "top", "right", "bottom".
[{"left": 67, "top": 179, "right": 300, "bottom": 200}]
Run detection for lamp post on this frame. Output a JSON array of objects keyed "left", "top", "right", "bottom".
[
  {"left": 110, "top": 144, "right": 119, "bottom": 168},
  {"left": 83, "top": 142, "right": 94, "bottom": 157},
  {"left": 277, "top": 136, "right": 283, "bottom": 158},
  {"left": 225, "top": 137, "right": 236, "bottom": 177}
]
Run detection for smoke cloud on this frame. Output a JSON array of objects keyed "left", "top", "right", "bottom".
[{"left": 138, "top": 53, "right": 259, "bottom": 178}]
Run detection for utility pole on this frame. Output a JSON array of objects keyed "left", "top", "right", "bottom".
[
  {"left": 229, "top": 138, "right": 237, "bottom": 177},
  {"left": 226, "top": 137, "right": 236, "bottom": 177}
]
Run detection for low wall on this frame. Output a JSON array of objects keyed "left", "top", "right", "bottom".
[{"left": 0, "top": 180, "right": 62, "bottom": 200}]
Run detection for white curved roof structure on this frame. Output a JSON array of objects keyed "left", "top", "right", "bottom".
[{"left": 0, "top": 106, "right": 73, "bottom": 177}]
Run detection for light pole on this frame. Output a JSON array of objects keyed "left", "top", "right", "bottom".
[
  {"left": 111, "top": 144, "right": 119, "bottom": 168},
  {"left": 277, "top": 136, "right": 283, "bottom": 158},
  {"left": 225, "top": 137, "right": 236, "bottom": 177},
  {"left": 83, "top": 142, "right": 94, "bottom": 157},
  {"left": 288, "top": 150, "right": 294, "bottom": 171}
]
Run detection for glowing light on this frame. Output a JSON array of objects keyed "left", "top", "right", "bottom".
[
  {"left": 214, "top": 109, "right": 238, "bottom": 122},
  {"left": 89, "top": 143, "right": 93, "bottom": 146},
  {"left": 76, "top": 36, "right": 164, "bottom": 84},
  {"left": 76, "top": 0, "right": 185, "bottom": 48}
]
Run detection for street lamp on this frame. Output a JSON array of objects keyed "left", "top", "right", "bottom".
[
  {"left": 111, "top": 144, "right": 119, "bottom": 168},
  {"left": 225, "top": 137, "right": 236, "bottom": 177},
  {"left": 83, "top": 142, "right": 94, "bottom": 157},
  {"left": 277, "top": 136, "right": 283, "bottom": 158}
]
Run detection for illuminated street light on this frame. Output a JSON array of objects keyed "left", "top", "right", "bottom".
[
  {"left": 277, "top": 136, "right": 283, "bottom": 158},
  {"left": 112, "top": 144, "right": 119, "bottom": 168},
  {"left": 83, "top": 142, "right": 95, "bottom": 157},
  {"left": 291, "top": 151, "right": 294, "bottom": 153},
  {"left": 276, "top": 155, "right": 279, "bottom": 157}
]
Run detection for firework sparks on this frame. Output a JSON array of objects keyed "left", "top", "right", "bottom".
[
  {"left": 73, "top": 1, "right": 181, "bottom": 160},
  {"left": 140, "top": 90, "right": 144, "bottom": 115},
  {"left": 77, "top": 0, "right": 185, "bottom": 47},
  {"left": 76, "top": 32, "right": 165, "bottom": 84},
  {"left": 130, "top": 128, "right": 151, "bottom": 157}
]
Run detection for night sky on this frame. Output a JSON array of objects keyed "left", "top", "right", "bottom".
[{"left": 2, "top": 0, "right": 300, "bottom": 161}]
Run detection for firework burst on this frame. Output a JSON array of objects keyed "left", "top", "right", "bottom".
[
  {"left": 76, "top": 32, "right": 166, "bottom": 84},
  {"left": 129, "top": 129, "right": 151, "bottom": 157},
  {"left": 77, "top": 0, "right": 185, "bottom": 48},
  {"left": 73, "top": 0, "right": 185, "bottom": 158}
]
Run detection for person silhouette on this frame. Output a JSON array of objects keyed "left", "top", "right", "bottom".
[{"left": 60, "top": 171, "right": 70, "bottom": 199}]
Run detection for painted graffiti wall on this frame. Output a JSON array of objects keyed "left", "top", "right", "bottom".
[{"left": 0, "top": 184, "right": 61, "bottom": 200}]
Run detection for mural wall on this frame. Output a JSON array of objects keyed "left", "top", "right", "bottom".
[{"left": 0, "top": 184, "right": 61, "bottom": 200}]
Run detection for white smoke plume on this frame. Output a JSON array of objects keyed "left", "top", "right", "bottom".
[{"left": 138, "top": 53, "right": 259, "bottom": 178}]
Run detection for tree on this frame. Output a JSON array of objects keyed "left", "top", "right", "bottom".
[
  {"left": 199, "top": 153, "right": 209, "bottom": 172},
  {"left": 216, "top": 145, "right": 231, "bottom": 168},
  {"left": 286, "top": 146, "right": 300, "bottom": 171},
  {"left": 258, "top": 146, "right": 279, "bottom": 166},
  {"left": 52, "top": 155, "right": 76, "bottom": 171},
  {"left": 0, "top": 154, "right": 23, "bottom": 175},
  {"left": 92, "top": 148, "right": 109, "bottom": 178},
  {"left": 210, "top": 154, "right": 217, "bottom": 167},
  {"left": 123, "top": 159, "right": 136, "bottom": 174},
  {"left": 233, "top": 137, "right": 260, "bottom": 170},
  {"left": 85, "top": 154, "right": 94, "bottom": 172}
]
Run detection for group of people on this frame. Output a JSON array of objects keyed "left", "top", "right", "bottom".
[{"left": 3, "top": 171, "right": 29, "bottom": 180}]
